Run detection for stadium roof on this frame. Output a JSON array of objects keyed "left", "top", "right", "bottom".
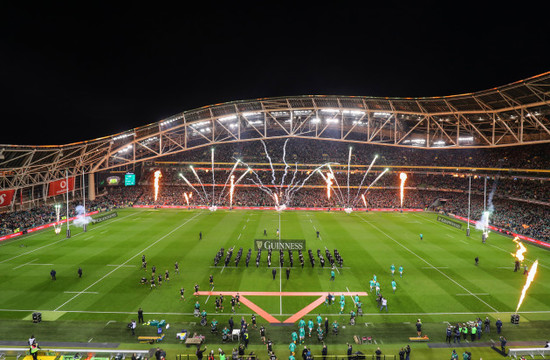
[{"left": 1, "top": 72, "right": 549, "bottom": 189}]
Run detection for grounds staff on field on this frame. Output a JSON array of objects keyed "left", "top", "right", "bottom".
[{"left": 30, "top": 341, "right": 40, "bottom": 360}]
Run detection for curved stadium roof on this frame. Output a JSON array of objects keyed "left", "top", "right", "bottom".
[{"left": 1, "top": 72, "right": 549, "bottom": 189}]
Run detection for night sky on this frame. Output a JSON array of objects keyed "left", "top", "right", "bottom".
[{"left": 1, "top": 3, "right": 548, "bottom": 145}]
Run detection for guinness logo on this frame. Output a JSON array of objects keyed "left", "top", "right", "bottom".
[{"left": 256, "top": 240, "right": 263, "bottom": 249}]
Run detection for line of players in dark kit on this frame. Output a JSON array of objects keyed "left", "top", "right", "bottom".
[{"left": 213, "top": 246, "right": 344, "bottom": 270}]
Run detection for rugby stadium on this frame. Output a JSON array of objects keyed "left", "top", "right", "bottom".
[{"left": 1, "top": 73, "right": 550, "bottom": 360}]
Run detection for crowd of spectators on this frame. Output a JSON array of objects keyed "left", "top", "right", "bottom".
[
  {"left": 162, "top": 138, "right": 550, "bottom": 170},
  {"left": 0, "top": 197, "right": 117, "bottom": 237},
  {"left": 1, "top": 139, "right": 548, "bottom": 242}
]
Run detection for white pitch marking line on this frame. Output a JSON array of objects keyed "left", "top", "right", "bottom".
[
  {"left": 205, "top": 287, "right": 214, "bottom": 304},
  {"left": 107, "top": 264, "right": 136, "bottom": 267},
  {"left": 345, "top": 287, "right": 356, "bottom": 303},
  {"left": 421, "top": 266, "right": 449, "bottom": 269},
  {"left": 88, "top": 338, "right": 93, "bottom": 343},
  {"left": 237, "top": 234, "right": 242, "bottom": 240},
  {"left": 54, "top": 212, "right": 202, "bottom": 311},
  {"left": 64, "top": 291, "right": 99, "bottom": 294},
  {"left": 3, "top": 308, "right": 550, "bottom": 316},
  {"left": 220, "top": 244, "right": 236, "bottom": 274},
  {"left": 456, "top": 293, "right": 490, "bottom": 296},
  {"left": 12, "top": 259, "right": 38, "bottom": 269},
  {"left": 0, "top": 211, "right": 141, "bottom": 264},
  {"left": 355, "top": 214, "right": 499, "bottom": 313},
  {"left": 27, "top": 263, "right": 53, "bottom": 266}
]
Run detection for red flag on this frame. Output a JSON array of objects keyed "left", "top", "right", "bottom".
[
  {"left": 0, "top": 189, "right": 15, "bottom": 207},
  {"left": 48, "top": 177, "right": 75, "bottom": 197}
]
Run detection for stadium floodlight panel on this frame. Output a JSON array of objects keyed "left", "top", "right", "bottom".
[
  {"left": 321, "top": 109, "right": 339, "bottom": 114},
  {"left": 343, "top": 110, "right": 365, "bottom": 116},
  {"left": 243, "top": 112, "right": 261, "bottom": 117},
  {"left": 113, "top": 132, "right": 135, "bottom": 141},
  {"left": 219, "top": 115, "right": 237, "bottom": 122},
  {"left": 311, "top": 118, "right": 321, "bottom": 124},
  {"left": 192, "top": 121, "right": 210, "bottom": 128},
  {"left": 326, "top": 118, "right": 339, "bottom": 124}
]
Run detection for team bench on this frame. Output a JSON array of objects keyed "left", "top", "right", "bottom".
[
  {"left": 507, "top": 347, "right": 550, "bottom": 359},
  {"left": 138, "top": 334, "right": 165, "bottom": 344}
]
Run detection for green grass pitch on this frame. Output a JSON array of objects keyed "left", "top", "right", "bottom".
[{"left": 0, "top": 208, "right": 549, "bottom": 359}]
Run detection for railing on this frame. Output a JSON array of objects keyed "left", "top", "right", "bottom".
[
  {"left": 176, "top": 354, "right": 396, "bottom": 360},
  {"left": 507, "top": 347, "right": 550, "bottom": 359},
  {"left": 0, "top": 347, "right": 149, "bottom": 360}
]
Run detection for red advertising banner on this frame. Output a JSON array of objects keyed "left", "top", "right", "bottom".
[
  {"left": 0, "top": 189, "right": 15, "bottom": 207},
  {"left": 48, "top": 177, "right": 75, "bottom": 197}
]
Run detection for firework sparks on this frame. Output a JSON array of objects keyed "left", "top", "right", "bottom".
[
  {"left": 273, "top": 193, "right": 279, "bottom": 206},
  {"left": 515, "top": 259, "right": 538, "bottom": 313},
  {"left": 179, "top": 173, "right": 207, "bottom": 204},
  {"left": 53, "top": 204, "right": 62, "bottom": 234},
  {"left": 190, "top": 165, "right": 209, "bottom": 202},
  {"left": 184, "top": 192, "right": 189, "bottom": 205},
  {"left": 512, "top": 237, "right": 527, "bottom": 262},
  {"left": 217, "top": 160, "right": 240, "bottom": 204},
  {"left": 361, "top": 193, "right": 367, "bottom": 208},
  {"left": 353, "top": 155, "right": 378, "bottom": 205},
  {"left": 229, "top": 175, "right": 235, "bottom": 208},
  {"left": 154, "top": 170, "right": 162, "bottom": 201},
  {"left": 399, "top": 172, "right": 407, "bottom": 208}
]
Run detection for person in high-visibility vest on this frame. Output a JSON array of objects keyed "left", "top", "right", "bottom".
[
  {"left": 30, "top": 342, "right": 40, "bottom": 360},
  {"left": 471, "top": 325, "right": 477, "bottom": 342}
]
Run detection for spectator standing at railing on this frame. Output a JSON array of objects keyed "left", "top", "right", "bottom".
[{"left": 196, "top": 345, "right": 207, "bottom": 360}]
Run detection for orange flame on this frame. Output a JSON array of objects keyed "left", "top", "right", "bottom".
[
  {"left": 361, "top": 193, "right": 367, "bottom": 208},
  {"left": 515, "top": 259, "right": 538, "bottom": 313},
  {"left": 511, "top": 237, "right": 527, "bottom": 262},
  {"left": 153, "top": 170, "right": 162, "bottom": 201},
  {"left": 326, "top": 172, "right": 334, "bottom": 200},
  {"left": 399, "top": 172, "right": 408, "bottom": 208}
]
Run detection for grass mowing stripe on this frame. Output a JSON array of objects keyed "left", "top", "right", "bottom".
[
  {"left": 354, "top": 213, "right": 500, "bottom": 313},
  {"left": 54, "top": 211, "right": 202, "bottom": 311},
  {"left": 0, "top": 210, "right": 141, "bottom": 264}
]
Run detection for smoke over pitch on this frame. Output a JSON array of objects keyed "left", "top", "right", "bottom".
[
  {"left": 72, "top": 205, "right": 93, "bottom": 227},
  {"left": 476, "top": 179, "right": 498, "bottom": 231}
]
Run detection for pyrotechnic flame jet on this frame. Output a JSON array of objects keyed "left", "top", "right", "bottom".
[
  {"left": 515, "top": 259, "right": 538, "bottom": 313},
  {"left": 512, "top": 237, "right": 527, "bottom": 262},
  {"left": 154, "top": 170, "right": 162, "bottom": 202},
  {"left": 399, "top": 172, "right": 408, "bottom": 208},
  {"left": 326, "top": 172, "right": 334, "bottom": 200}
]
